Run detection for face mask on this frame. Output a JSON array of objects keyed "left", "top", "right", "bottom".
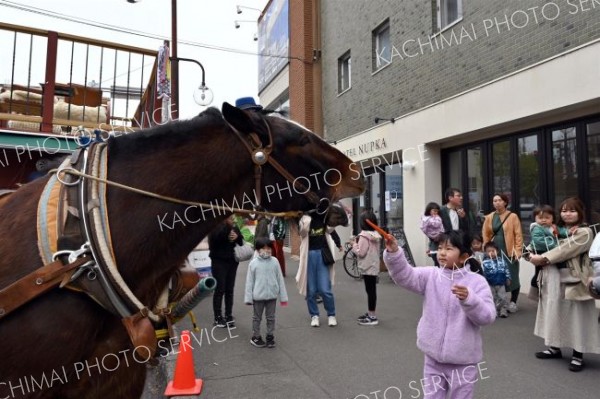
[{"left": 259, "top": 249, "right": 271, "bottom": 259}]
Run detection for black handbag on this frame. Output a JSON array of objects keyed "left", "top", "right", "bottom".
[{"left": 321, "top": 245, "right": 335, "bottom": 265}]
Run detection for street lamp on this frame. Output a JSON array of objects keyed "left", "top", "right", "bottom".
[
  {"left": 234, "top": 20, "right": 257, "bottom": 29},
  {"left": 236, "top": 5, "right": 262, "bottom": 14},
  {"left": 170, "top": 57, "right": 213, "bottom": 106},
  {"left": 235, "top": 20, "right": 258, "bottom": 41}
]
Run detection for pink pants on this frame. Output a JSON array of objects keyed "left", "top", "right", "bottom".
[{"left": 421, "top": 355, "right": 479, "bottom": 399}]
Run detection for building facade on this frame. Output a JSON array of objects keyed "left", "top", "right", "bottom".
[
  {"left": 321, "top": 0, "right": 600, "bottom": 264},
  {"left": 259, "top": 0, "right": 323, "bottom": 254}
]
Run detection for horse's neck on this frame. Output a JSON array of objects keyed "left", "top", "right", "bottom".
[{"left": 106, "top": 130, "right": 252, "bottom": 304}]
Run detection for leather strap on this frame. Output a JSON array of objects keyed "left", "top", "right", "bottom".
[
  {"left": 0, "top": 256, "right": 92, "bottom": 320},
  {"left": 227, "top": 119, "right": 323, "bottom": 209},
  {"left": 122, "top": 310, "right": 158, "bottom": 357},
  {"left": 490, "top": 212, "right": 512, "bottom": 242}
]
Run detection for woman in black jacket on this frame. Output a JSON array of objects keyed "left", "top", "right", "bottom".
[{"left": 209, "top": 215, "right": 243, "bottom": 328}]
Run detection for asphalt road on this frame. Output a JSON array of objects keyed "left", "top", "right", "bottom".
[{"left": 165, "top": 255, "right": 599, "bottom": 399}]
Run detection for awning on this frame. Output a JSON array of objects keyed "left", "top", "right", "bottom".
[{"left": 0, "top": 131, "right": 77, "bottom": 153}]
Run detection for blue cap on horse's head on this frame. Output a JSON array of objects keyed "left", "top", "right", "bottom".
[{"left": 235, "top": 96, "right": 263, "bottom": 111}]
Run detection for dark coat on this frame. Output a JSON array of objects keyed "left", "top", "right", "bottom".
[
  {"left": 209, "top": 223, "right": 243, "bottom": 262},
  {"left": 439, "top": 206, "right": 477, "bottom": 237}
]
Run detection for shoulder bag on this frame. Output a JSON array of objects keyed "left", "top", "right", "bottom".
[
  {"left": 234, "top": 242, "right": 254, "bottom": 262},
  {"left": 490, "top": 212, "right": 512, "bottom": 242},
  {"left": 321, "top": 244, "right": 335, "bottom": 266}
]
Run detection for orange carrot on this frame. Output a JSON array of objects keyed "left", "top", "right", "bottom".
[{"left": 365, "top": 219, "right": 393, "bottom": 241}]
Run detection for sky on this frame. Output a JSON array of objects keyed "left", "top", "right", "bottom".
[{"left": 0, "top": 0, "right": 268, "bottom": 119}]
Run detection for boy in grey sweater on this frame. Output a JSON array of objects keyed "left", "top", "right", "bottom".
[{"left": 245, "top": 238, "right": 288, "bottom": 348}]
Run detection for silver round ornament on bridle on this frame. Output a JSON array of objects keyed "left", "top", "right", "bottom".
[{"left": 252, "top": 149, "right": 269, "bottom": 165}]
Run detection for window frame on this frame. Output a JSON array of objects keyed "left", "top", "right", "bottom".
[
  {"left": 441, "top": 113, "right": 600, "bottom": 224},
  {"left": 436, "top": 0, "right": 463, "bottom": 32},
  {"left": 337, "top": 50, "right": 351, "bottom": 95},
  {"left": 372, "top": 19, "right": 391, "bottom": 72}
]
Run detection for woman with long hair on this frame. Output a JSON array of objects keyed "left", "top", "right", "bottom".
[{"left": 529, "top": 197, "right": 600, "bottom": 372}]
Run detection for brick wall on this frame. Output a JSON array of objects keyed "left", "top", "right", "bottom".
[
  {"left": 288, "top": 0, "right": 323, "bottom": 254},
  {"left": 321, "top": 0, "right": 600, "bottom": 141}
]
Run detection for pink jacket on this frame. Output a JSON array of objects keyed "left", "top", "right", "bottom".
[
  {"left": 420, "top": 215, "right": 444, "bottom": 241},
  {"left": 384, "top": 248, "right": 496, "bottom": 364},
  {"left": 352, "top": 230, "right": 382, "bottom": 276}
]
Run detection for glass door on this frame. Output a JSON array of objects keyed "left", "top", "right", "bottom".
[
  {"left": 466, "top": 147, "right": 484, "bottom": 227},
  {"left": 491, "top": 140, "right": 512, "bottom": 203},
  {"left": 587, "top": 121, "right": 600, "bottom": 225},
  {"left": 551, "top": 126, "right": 578, "bottom": 206},
  {"left": 384, "top": 164, "right": 403, "bottom": 230},
  {"left": 517, "top": 134, "right": 540, "bottom": 241}
]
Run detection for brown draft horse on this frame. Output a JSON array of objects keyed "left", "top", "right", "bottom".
[{"left": 0, "top": 103, "right": 364, "bottom": 399}]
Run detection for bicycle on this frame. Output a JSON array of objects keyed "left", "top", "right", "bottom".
[{"left": 342, "top": 239, "right": 361, "bottom": 279}]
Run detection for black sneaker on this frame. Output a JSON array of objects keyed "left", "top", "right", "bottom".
[
  {"left": 358, "top": 316, "right": 379, "bottom": 326},
  {"left": 250, "top": 336, "right": 266, "bottom": 348},
  {"left": 265, "top": 335, "right": 275, "bottom": 348},
  {"left": 225, "top": 315, "right": 236, "bottom": 328},
  {"left": 356, "top": 313, "right": 369, "bottom": 322},
  {"left": 214, "top": 316, "right": 226, "bottom": 328}
]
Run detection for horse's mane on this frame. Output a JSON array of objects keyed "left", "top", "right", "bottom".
[{"left": 107, "top": 107, "right": 225, "bottom": 155}]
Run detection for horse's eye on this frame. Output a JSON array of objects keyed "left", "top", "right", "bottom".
[{"left": 297, "top": 134, "right": 310, "bottom": 146}]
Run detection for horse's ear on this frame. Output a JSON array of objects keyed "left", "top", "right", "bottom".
[{"left": 222, "top": 102, "right": 254, "bottom": 134}]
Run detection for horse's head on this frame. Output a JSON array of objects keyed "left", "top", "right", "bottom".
[{"left": 222, "top": 102, "right": 364, "bottom": 213}]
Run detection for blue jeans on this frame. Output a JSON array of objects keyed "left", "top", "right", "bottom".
[{"left": 306, "top": 249, "right": 335, "bottom": 317}]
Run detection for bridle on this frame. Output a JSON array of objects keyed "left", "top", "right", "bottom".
[{"left": 226, "top": 112, "right": 333, "bottom": 216}]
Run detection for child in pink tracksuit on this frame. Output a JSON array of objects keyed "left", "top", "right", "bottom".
[{"left": 383, "top": 231, "right": 496, "bottom": 398}]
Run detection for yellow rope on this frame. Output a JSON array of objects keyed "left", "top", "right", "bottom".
[{"left": 49, "top": 167, "right": 302, "bottom": 219}]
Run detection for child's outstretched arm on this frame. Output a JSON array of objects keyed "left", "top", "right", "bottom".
[
  {"left": 454, "top": 281, "right": 496, "bottom": 326},
  {"left": 383, "top": 235, "right": 429, "bottom": 295}
]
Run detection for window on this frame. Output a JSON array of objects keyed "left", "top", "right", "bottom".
[
  {"left": 492, "top": 140, "right": 512, "bottom": 199},
  {"left": 385, "top": 164, "right": 403, "bottom": 230},
  {"left": 587, "top": 121, "right": 600, "bottom": 224},
  {"left": 551, "top": 126, "right": 578, "bottom": 206},
  {"left": 442, "top": 116, "right": 599, "bottom": 225},
  {"left": 372, "top": 20, "right": 391, "bottom": 71},
  {"left": 517, "top": 134, "right": 540, "bottom": 241},
  {"left": 338, "top": 51, "right": 351, "bottom": 93},
  {"left": 436, "top": 0, "right": 463, "bottom": 31},
  {"left": 467, "top": 147, "right": 483, "bottom": 224}
]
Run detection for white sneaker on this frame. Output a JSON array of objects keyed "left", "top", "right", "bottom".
[
  {"left": 328, "top": 316, "right": 337, "bottom": 327},
  {"left": 508, "top": 302, "right": 518, "bottom": 313},
  {"left": 310, "top": 316, "right": 320, "bottom": 327}
]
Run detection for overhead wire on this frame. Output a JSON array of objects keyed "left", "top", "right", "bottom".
[{"left": 0, "top": 0, "right": 309, "bottom": 63}]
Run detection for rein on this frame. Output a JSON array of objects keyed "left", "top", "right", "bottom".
[
  {"left": 50, "top": 168, "right": 302, "bottom": 219},
  {"left": 50, "top": 114, "right": 332, "bottom": 218}
]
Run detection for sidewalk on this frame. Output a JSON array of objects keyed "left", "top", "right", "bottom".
[{"left": 171, "top": 254, "right": 599, "bottom": 399}]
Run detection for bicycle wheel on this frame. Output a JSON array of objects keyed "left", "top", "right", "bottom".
[{"left": 343, "top": 247, "right": 361, "bottom": 279}]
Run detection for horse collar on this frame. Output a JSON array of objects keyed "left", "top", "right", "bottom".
[{"left": 55, "top": 143, "right": 162, "bottom": 323}]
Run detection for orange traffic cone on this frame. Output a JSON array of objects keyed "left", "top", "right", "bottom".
[{"left": 164, "top": 330, "right": 203, "bottom": 397}]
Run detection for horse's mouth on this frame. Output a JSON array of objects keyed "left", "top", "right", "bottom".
[{"left": 335, "top": 179, "right": 366, "bottom": 200}]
